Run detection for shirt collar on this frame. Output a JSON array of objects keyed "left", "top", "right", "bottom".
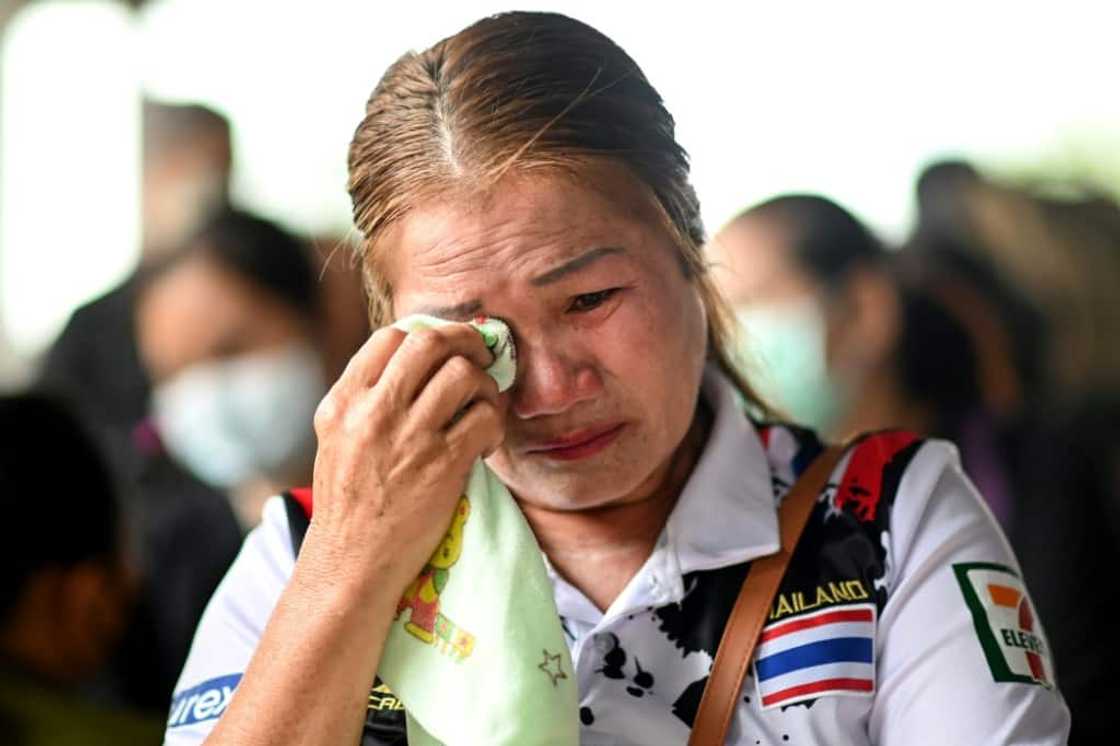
[{"left": 665, "top": 364, "right": 779, "bottom": 575}]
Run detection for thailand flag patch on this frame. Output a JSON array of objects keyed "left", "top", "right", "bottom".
[{"left": 754, "top": 603, "right": 876, "bottom": 709}]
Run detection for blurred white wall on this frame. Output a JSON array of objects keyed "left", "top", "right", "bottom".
[
  {"left": 0, "top": 0, "right": 139, "bottom": 371},
  {"left": 2, "top": 0, "right": 1119, "bottom": 381}
]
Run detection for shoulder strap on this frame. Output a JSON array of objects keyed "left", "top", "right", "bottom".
[{"left": 687, "top": 443, "right": 847, "bottom": 746}]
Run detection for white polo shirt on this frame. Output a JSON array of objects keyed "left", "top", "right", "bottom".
[{"left": 166, "top": 368, "right": 1070, "bottom": 745}]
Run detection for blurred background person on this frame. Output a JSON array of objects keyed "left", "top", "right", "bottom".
[
  {"left": 0, "top": 392, "right": 162, "bottom": 745},
  {"left": 36, "top": 100, "right": 233, "bottom": 464},
  {"left": 914, "top": 159, "right": 1120, "bottom": 404},
  {"left": 909, "top": 163, "right": 1120, "bottom": 742},
  {"left": 136, "top": 207, "right": 329, "bottom": 529},
  {"left": 711, "top": 189, "right": 1120, "bottom": 742},
  {"left": 103, "top": 208, "right": 339, "bottom": 711},
  {"left": 708, "top": 195, "right": 903, "bottom": 439},
  {"left": 26, "top": 101, "right": 239, "bottom": 714}
]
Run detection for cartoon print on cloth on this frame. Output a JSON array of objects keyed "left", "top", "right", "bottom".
[
  {"left": 375, "top": 315, "right": 577, "bottom": 746},
  {"left": 395, "top": 496, "right": 475, "bottom": 660},
  {"left": 537, "top": 650, "right": 568, "bottom": 687},
  {"left": 282, "top": 315, "right": 578, "bottom": 746}
]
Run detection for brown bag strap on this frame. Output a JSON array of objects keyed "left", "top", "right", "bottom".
[{"left": 687, "top": 443, "right": 847, "bottom": 746}]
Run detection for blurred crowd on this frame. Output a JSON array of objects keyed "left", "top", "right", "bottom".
[
  {"left": 0, "top": 99, "right": 1116, "bottom": 745},
  {"left": 709, "top": 165, "right": 1120, "bottom": 743},
  {"left": 1, "top": 102, "right": 369, "bottom": 744}
]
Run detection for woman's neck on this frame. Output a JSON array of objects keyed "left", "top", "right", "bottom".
[{"left": 519, "top": 399, "right": 713, "bottom": 612}]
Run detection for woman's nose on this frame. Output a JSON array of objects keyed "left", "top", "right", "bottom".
[{"left": 510, "top": 342, "right": 601, "bottom": 419}]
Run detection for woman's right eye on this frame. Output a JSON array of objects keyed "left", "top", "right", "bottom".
[{"left": 567, "top": 288, "right": 621, "bottom": 314}]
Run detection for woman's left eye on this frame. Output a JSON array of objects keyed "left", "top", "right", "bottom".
[{"left": 568, "top": 288, "right": 621, "bottom": 313}]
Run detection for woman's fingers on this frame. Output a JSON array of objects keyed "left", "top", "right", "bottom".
[
  {"left": 326, "top": 326, "right": 407, "bottom": 402},
  {"left": 307, "top": 320, "right": 507, "bottom": 597},
  {"left": 410, "top": 355, "right": 501, "bottom": 431},
  {"left": 375, "top": 324, "right": 495, "bottom": 406},
  {"left": 445, "top": 398, "right": 505, "bottom": 468}
]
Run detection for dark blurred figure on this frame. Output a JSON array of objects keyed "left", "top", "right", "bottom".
[
  {"left": 0, "top": 393, "right": 162, "bottom": 745},
  {"left": 912, "top": 161, "right": 1120, "bottom": 742},
  {"left": 914, "top": 158, "right": 1120, "bottom": 402},
  {"left": 906, "top": 238, "right": 1120, "bottom": 745},
  {"left": 37, "top": 100, "right": 233, "bottom": 457},
  {"left": 914, "top": 159, "right": 983, "bottom": 249}
]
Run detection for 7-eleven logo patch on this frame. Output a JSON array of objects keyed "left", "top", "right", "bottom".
[{"left": 953, "top": 562, "right": 1053, "bottom": 688}]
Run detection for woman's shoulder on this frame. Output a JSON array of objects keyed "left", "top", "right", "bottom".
[
  {"left": 164, "top": 495, "right": 297, "bottom": 741},
  {"left": 756, "top": 421, "right": 980, "bottom": 585},
  {"left": 754, "top": 420, "right": 957, "bottom": 512}
]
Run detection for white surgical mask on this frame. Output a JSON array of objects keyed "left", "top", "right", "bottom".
[
  {"left": 152, "top": 342, "right": 325, "bottom": 489},
  {"left": 733, "top": 297, "right": 846, "bottom": 432}
]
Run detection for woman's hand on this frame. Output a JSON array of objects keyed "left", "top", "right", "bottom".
[
  {"left": 302, "top": 322, "right": 505, "bottom": 601},
  {"left": 202, "top": 322, "right": 504, "bottom": 746}
]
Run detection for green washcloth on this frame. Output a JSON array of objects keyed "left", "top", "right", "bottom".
[{"left": 381, "top": 315, "right": 579, "bottom": 746}]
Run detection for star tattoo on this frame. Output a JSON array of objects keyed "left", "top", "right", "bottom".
[{"left": 538, "top": 649, "right": 568, "bottom": 687}]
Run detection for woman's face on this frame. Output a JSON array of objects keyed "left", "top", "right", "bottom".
[
  {"left": 382, "top": 162, "right": 709, "bottom": 513},
  {"left": 137, "top": 252, "right": 309, "bottom": 383}
]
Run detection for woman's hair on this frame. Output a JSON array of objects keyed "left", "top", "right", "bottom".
[
  {"left": 145, "top": 207, "right": 319, "bottom": 323},
  {"left": 346, "top": 11, "right": 766, "bottom": 410},
  {"left": 731, "top": 194, "right": 886, "bottom": 289}
]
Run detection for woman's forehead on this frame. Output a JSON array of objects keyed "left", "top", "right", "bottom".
[{"left": 381, "top": 165, "right": 664, "bottom": 291}]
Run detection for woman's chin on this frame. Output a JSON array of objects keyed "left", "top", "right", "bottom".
[{"left": 504, "top": 470, "right": 655, "bottom": 515}]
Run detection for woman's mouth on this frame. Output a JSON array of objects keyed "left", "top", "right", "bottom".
[{"left": 526, "top": 423, "right": 626, "bottom": 462}]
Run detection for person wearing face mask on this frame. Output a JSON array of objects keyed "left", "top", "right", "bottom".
[
  {"left": 111, "top": 208, "right": 329, "bottom": 714},
  {"left": 711, "top": 195, "right": 919, "bottom": 441},
  {"left": 710, "top": 196, "right": 1025, "bottom": 514},
  {"left": 136, "top": 207, "right": 329, "bottom": 527}
]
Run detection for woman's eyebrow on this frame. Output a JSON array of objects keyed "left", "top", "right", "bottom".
[
  {"left": 412, "top": 299, "right": 484, "bottom": 320},
  {"left": 412, "top": 246, "right": 626, "bottom": 319},
  {"left": 530, "top": 246, "right": 626, "bottom": 287}
]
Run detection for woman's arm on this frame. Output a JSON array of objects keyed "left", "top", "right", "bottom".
[
  {"left": 201, "top": 540, "right": 396, "bottom": 744},
  {"left": 192, "top": 323, "right": 504, "bottom": 745},
  {"left": 870, "top": 442, "right": 1070, "bottom": 744}
]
